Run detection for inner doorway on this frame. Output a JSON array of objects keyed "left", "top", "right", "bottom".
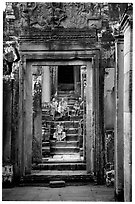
[
  {"left": 32, "top": 64, "right": 86, "bottom": 164},
  {"left": 58, "top": 65, "right": 74, "bottom": 91}
]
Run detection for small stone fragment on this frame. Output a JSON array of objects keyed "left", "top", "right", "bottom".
[{"left": 49, "top": 180, "right": 65, "bottom": 188}]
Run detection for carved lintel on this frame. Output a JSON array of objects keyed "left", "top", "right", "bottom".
[{"left": 19, "top": 3, "right": 102, "bottom": 30}]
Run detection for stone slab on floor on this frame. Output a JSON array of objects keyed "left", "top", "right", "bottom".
[
  {"left": 49, "top": 180, "right": 65, "bottom": 188},
  {"left": 2, "top": 184, "right": 115, "bottom": 201}
]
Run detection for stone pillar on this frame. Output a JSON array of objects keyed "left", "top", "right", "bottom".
[
  {"left": 94, "top": 54, "right": 105, "bottom": 184},
  {"left": 42, "top": 66, "right": 51, "bottom": 103},
  {"left": 24, "top": 61, "right": 33, "bottom": 174},
  {"left": 54, "top": 66, "right": 58, "bottom": 96},
  {"left": 18, "top": 56, "right": 25, "bottom": 177},
  {"left": 81, "top": 66, "right": 86, "bottom": 99},
  {"left": 32, "top": 73, "right": 42, "bottom": 164},
  {"left": 121, "top": 13, "right": 132, "bottom": 202},
  {"left": 86, "top": 60, "right": 94, "bottom": 173},
  {"left": 123, "top": 23, "right": 132, "bottom": 203},
  {"left": 3, "top": 81, "right": 12, "bottom": 164},
  {"left": 74, "top": 66, "right": 80, "bottom": 96},
  {"left": 114, "top": 35, "right": 124, "bottom": 201}
]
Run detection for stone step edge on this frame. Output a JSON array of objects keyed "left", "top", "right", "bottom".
[
  {"left": 49, "top": 152, "right": 80, "bottom": 155},
  {"left": 48, "top": 152, "right": 80, "bottom": 155},
  {"left": 49, "top": 140, "right": 79, "bottom": 143},
  {"left": 46, "top": 121, "right": 80, "bottom": 123},
  {"left": 48, "top": 147, "right": 79, "bottom": 150},
  {"left": 49, "top": 127, "right": 79, "bottom": 130},
  {"left": 20, "top": 172, "right": 94, "bottom": 185},
  {"left": 42, "top": 141, "right": 79, "bottom": 146},
  {"left": 32, "top": 163, "right": 86, "bottom": 170},
  {"left": 35, "top": 162, "right": 86, "bottom": 166},
  {"left": 41, "top": 159, "right": 84, "bottom": 163}
]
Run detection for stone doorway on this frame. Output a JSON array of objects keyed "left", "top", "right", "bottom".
[
  {"left": 19, "top": 56, "right": 97, "bottom": 175},
  {"left": 32, "top": 64, "right": 85, "bottom": 163}
]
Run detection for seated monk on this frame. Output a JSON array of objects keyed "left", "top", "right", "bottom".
[
  {"left": 53, "top": 123, "right": 66, "bottom": 141},
  {"left": 58, "top": 97, "right": 69, "bottom": 117}
]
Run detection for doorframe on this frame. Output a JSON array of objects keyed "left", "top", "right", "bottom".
[{"left": 18, "top": 50, "right": 100, "bottom": 176}]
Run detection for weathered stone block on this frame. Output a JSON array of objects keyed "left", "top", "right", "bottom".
[
  {"left": 49, "top": 180, "right": 65, "bottom": 188},
  {"left": 124, "top": 54, "right": 132, "bottom": 74},
  {"left": 124, "top": 70, "right": 132, "bottom": 92},
  {"left": 124, "top": 27, "right": 133, "bottom": 56}
]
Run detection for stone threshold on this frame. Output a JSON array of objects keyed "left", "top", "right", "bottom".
[{"left": 31, "top": 170, "right": 89, "bottom": 175}]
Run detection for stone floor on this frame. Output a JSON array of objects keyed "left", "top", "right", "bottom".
[{"left": 2, "top": 184, "right": 115, "bottom": 201}]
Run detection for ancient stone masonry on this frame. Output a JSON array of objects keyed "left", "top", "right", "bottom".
[
  {"left": 3, "top": 3, "right": 21, "bottom": 182},
  {"left": 18, "top": 2, "right": 102, "bottom": 30},
  {"left": 120, "top": 6, "right": 133, "bottom": 201},
  {"left": 114, "top": 35, "right": 124, "bottom": 201},
  {"left": 32, "top": 70, "right": 42, "bottom": 164},
  {"left": 4, "top": 3, "right": 132, "bottom": 190}
]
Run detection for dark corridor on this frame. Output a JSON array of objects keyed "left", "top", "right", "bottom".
[{"left": 58, "top": 65, "right": 74, "bottom": 84}]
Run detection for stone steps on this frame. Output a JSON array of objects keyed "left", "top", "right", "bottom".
[
  {"left": 49, "top": 141, "right": 79, "bottom": 147},
  {"left": 58, "top": 96, "right": 77, "bottom": 101},
  {"left": 50, "top": 127, "right": 78, "bottom": 134},
  {"left": 57, "top": 90, "right": 75, "bottom": 96},
  {"left": 51, "top": 121, "right": 80, "bottom": 128},
  {"left": 66, "top": 134, "right": 79, "bottom": 141},
  {"left": 65, "top": 127, "right": 78, "bottom": 134},
  {"left": 32, "top": 162, "right": 86, "bottom": 171},
  {"left": 50, "top": 146, "right": 80, "bottom": 155},
  {"left": 42, "top": 154, "right": 82, "bottom": 163},
  {"left": 41, "top": 92, "right": 83, "bottom": 161},
  {"left": 21, "top": 170, "right": 94, "bottom": 185}
]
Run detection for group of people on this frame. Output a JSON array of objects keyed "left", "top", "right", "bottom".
[
  {"left": 50, "top": 97, "right": 69, "bottom": 120},
  {"left": 50, "top": 96, "right": 84, "bottom": 120},
  {"left": 50, "top": 96, "right": 84, "bottom": 141}
]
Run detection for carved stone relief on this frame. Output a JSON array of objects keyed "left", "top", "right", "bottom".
[{"left": 19, "top": 2, "right": 101, "bottom": 30}]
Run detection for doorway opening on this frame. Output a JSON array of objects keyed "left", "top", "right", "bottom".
[
  {"left": 58, "top": 65, "right": 74, "bottom": 91},
  {"left": 32, "top": 64, "right": 86, "bottom": 164}
]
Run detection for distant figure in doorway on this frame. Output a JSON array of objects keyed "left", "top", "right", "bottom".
[
  {"left": 73, "top": 97, "right": 84, "bottom": 116},
  {"left": 73, "top": 101, "right": 80, "bottom": 116},
  {"left": 78, "top": 97, "right": 84, "bottom": 109},
  {"left": 58, "top": 97, "right": 69, "bottom": 117}
]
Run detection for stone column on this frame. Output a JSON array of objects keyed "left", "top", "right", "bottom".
[
  {"left": 24, "top": 61, "right": 33, "bottom": 174},
  {"left": 3, "top": 82, "right": 12, "bottom": 164},
  {"left": 86, "top": 60, "right": 94, "bottom": 173},
  {"left": 114, "top": 35, "right": 124, "bottom": 201},
  {"left": 94, "top": 54, "right": 105, "bottom": 184},
  {"left": 74, "top": 66, "right": 80, "bottom": 96},
  {"left": 81, "top": 66, "right": 86, "bottom": 99},
  {"left": 42, "top": 66, "right": 51, "bottom": 103},
  {"left": 54, "top": 66, "right": 58, "bottom": 96},
  {"left": 32, "top": 72, "right": 42, "bottom": 164},
  {"left": 18, "top": 55, "right": 25, "bottom": 177},
  {"left": 120, "top": 12, "right": 132, "bottom": 202}
]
